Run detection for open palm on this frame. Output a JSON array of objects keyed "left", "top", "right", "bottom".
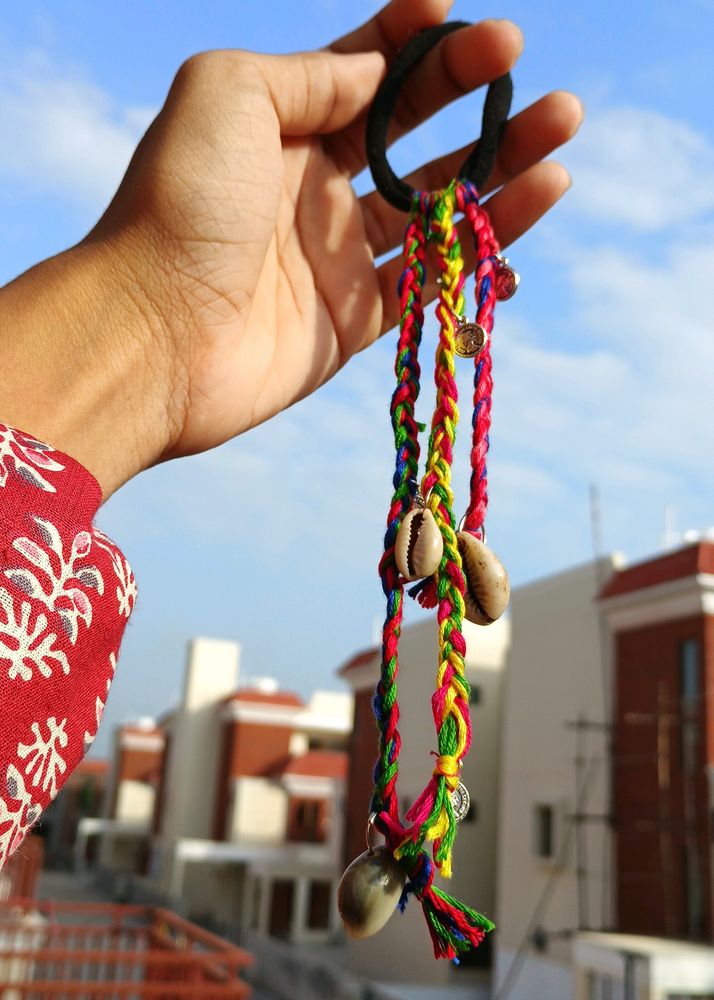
[{"left": 92, "top": 0, "right": 581, "bottom": 463}]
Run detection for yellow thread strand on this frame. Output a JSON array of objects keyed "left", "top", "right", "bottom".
[{"left": 416, "top": 186, "right": 471, "bottom": 876}]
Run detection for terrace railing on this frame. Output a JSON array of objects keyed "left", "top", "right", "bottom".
[{"left": 0, "top": 899, "right": 254, "bottom": 998}]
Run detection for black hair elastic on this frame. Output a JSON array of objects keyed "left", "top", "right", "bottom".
[{"left": 366, "top": 21, "right": 513, "bottom": 211}]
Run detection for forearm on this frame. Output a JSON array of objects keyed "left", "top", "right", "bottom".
[{"left": 0, "top": 237, "right": 178, "bottom": 499}]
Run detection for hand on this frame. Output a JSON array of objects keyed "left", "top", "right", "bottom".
[{"left": 0, "top": 0, "right": 582, "bottom": 497}]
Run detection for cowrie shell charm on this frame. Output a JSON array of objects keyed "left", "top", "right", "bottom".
[
  {"left": 396, "top": 508, "right": 443, "bottom": 582},
  {"left": 456, "top": 531, "right": 510, "bottom": 625},
  {"left": 337, "top": 845, "right": 407, "bottom": 939}
]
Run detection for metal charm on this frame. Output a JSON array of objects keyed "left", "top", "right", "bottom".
[
  {"left": 451, "top": 781, "right": 471, "bottom": 822},
  {"left": 365, "top": 812, "right": 381, "bottom": 852},
  {"left": 454, "top": 321, "right": 488, "bottom": 359},
  {"left": 494, "top": 255, "right": 520, "bottom": 301}
]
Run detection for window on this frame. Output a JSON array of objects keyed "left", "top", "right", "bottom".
[
  {"left": 251, "top": 878, "right": 262, "bottom": 930},
  {"left": 307, "top": 880, "right": 332, "bottom": 930},
  {"left": 683, "top": 844, "right": 705, "bottom": 939},
  {"left": 288, "top": 799, "right": 325, "bottom": 843},
  {"left": 680, "top": 638, "right": 700, "bottom": 707},
  {"left": 680, "top": 638, "right": 702, "bottom": 773},
  {"left": 587, "top": 972, "right": 623, "bottom": 1000},
  {"left": 534, "top": 804, "right": 554, "bottom": 858}
]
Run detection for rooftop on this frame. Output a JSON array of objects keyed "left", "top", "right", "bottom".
[
  {"left": 279, "top": 750, "right": 348, "bottom": 780},
  {"left": 226, "top": 689, "right": 304, "bottom": 708},
  {"left": 337, "top": 646, "right": 379, "bottom": 675},
  {"left": 599, "top": 541, "right": 714, "bottom": 600}
]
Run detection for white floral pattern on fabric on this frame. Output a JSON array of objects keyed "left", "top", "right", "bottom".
[
  {"left": 0, "top": 766, "right": 42, "bottom": 867},
  {"left": 94, "top": 531, "right": 137, "bottom": 618},
  {"left": 0, "top": 424, "right": 136, "bottom": 870},
  {"left": 17, "top": 717, "right": 68, "bottom": 798},
  {"left": 0, "top": 587, "right": 70, "bottom": 681},
  {"left": 0, "top": 423, "right": 65, "bottom": 493},
  {"left": 84, "top": 691, "right": 108, "bottom": 752},
  {"left": 4, "top": 516, "right": 104, "bottom": 645}
]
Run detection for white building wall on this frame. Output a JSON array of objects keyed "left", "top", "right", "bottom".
[
  {"left": 115, "top": 780, "right": 155, "bottom": 825},
  {"left": 229, "top": 777, "right": 288, "bottom": 844},
  {"left": 155, "top": 638, "right": 240, "bottom": 893},
  {"left": 495, "top": 947, "right": 574, "bottom": 1000},
  {"left": 493, "top": 556, "right": 621, "bottom": 1000}
]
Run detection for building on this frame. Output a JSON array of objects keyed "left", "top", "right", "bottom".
[
  {"left": 494, "top": 540, "right": 714, "bottom": 1000},
  {"left": 600, "top": 541, "right": 714, "bottom": 943},
  {"left": 77, "top": 718, "right": 165, "bottom": 876},
  {"left": 492, "top": 556, "right": 620, "bottom": 999},
  {"left": 98, "top": 636, "right": 353, "bottom": 945},
  {"left": 336, "top": 543, "right": 714, "bottom": 1000},
  {"left": 85, "top": 540, "right": 714, "bottom": 1000},
  {"left": 40, "top": 757, "right": 110, "bottom": 869}
]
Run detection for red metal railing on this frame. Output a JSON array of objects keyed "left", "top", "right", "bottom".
[
  {"left": 0, "top": 899, "right": 253, "bottom": 998},
  {"left": 0, "top": 838, "right": 44, "bottom": 903}
]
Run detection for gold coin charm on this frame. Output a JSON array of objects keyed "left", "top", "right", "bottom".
[{"left": 454, "top": 321, "right": 487, "bottom": 359}]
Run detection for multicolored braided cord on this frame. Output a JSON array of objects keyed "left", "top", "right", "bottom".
[{"left": 372, "top": 181, "right": 499, "bottom": 960}]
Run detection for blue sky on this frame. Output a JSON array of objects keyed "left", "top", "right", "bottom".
[{"left": 1, "top": 2, "right": 712, "bottom": 753}]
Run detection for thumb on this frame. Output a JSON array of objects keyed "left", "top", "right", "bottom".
[{"left": 252, "top": 49, "right": 386, "bottom": 136}]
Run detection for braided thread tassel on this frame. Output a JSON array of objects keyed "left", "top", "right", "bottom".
[
  {"left": 373, "top": 197, "right": 429, "bottom": 822},
  {"left": 377, "top": 816, "right": 495, "bottom": 960},
  {"left": 422, "top": 886, "right": 496, "bottom": 960},
  {"left": 461, "top": 183, "right": 498, "bottom": 535},
  {"left": 399, "top": 184, "right": 470, "bottom": 878}
]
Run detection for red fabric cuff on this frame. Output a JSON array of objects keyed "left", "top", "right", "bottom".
[{"left": 0, "top": 423, "right": 136, "bottom": 867}]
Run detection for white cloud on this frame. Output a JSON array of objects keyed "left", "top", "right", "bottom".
[
  {"left": 0, "top": 54, "right": 155, "bottom": 211},
  {"left": 561, "top": 106, "right": 714, "bottom": 231}
]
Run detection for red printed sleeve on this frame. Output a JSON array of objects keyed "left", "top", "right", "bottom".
[{"left": 0, "top": 423, "right": 136, "bottom": 867}]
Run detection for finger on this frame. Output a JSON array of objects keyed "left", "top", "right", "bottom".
[
  {"left": 328, "top": 19, "right": 523, "bottom": 177},
  {"left": 362, "top": 91, "right": 583, "bottom": 257},
  {"left": 375, "top": 161, "right": 571, "bottom": 335},
  {"left": 172, "top": 48, "right": 387, "bottom": 137},
  {"left": 252, "top": 49, "right": 387, "bottom": 135},
  {"left": 330, "top": 0, "right": 454, "bottom": 59}
]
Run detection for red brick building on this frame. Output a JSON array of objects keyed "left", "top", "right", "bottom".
[{"left": 600, "top": 541, "right": 714, "bottom": 940}]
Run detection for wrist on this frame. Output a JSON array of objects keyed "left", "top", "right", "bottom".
[{"left": 0, "top": 235, "right": 183, "bottom": 499}]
